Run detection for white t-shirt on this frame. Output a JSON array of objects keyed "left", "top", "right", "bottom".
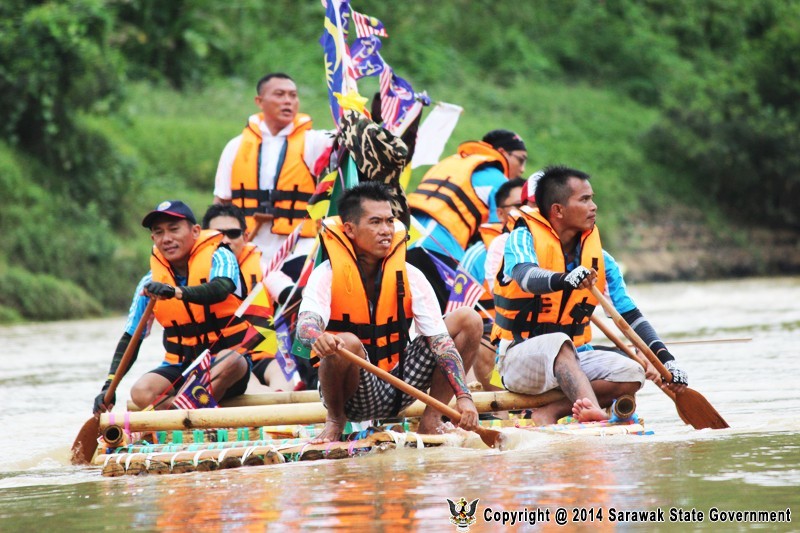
[
  {"left": 485, "top": 233, "right": 509, "bottom": 292},
  {"left": 299, "top": 260, "right": 448, "bottom": 338},
  {"left": 213, "top": 116, "right": 334, "bottom": 269},
  {"left": 214, "top": 117, "right": 335, "bottom": 268}
]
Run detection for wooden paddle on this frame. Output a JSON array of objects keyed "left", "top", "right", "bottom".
[
  {"left": 70, "top": 298, "right": 156, "bottom": 465},
  {"left": 335, "top": 347, "right": 503, "bottom": 448},
  {"left": 653, "top": 337, "right": 752, "bottom": 346},
  {"left": 589, "top": 286, "right": 729, "bottom": 429},
  {"left": 590, "top": 315, "right": 690, "bottom": 425},
  {"left": 246, "top": 213, "right": 274, "bottom": 243}
]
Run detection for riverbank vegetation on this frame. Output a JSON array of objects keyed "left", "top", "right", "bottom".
[{"left": 2, "top": 0, "right": 798, "bottom": 321}]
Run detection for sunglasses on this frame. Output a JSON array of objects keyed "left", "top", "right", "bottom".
[{"left": 217, "top": 228, "right": 244, "bottom": 239}]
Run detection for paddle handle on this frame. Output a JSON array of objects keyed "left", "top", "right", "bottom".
[
  {"left": 246, "top": 213, "right": 273, "bottom": 243},
  {"left": 336, "top": 347, "right": 464, "bottom": 423},
  {"left": 590, "top": 315, "right": 646, "bottom": 368},
  {"left": 589, "top": 286, "right": 673, "bottom": 382},
  {"left": 591, "top": 314, "right": 683, "bottom": 407},
  {"left": 103, "top": 298, "right": 156, "bottom": 406}
]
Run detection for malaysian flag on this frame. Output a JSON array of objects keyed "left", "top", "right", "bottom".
[
  {"left": 172, "top": 350, "right": 218, "bottom": 410},
  {"left": 424, "top": 250, "right": 486, "bottom": 314},
  {"left": 352, "top": 10, "right": 388, "bottom": 38},
  {"left": 350, "top": 35, "right": 386, "bottom": 79},
  {"left": 379, "top": 66, "right": 429, "bottom": 134},
  {"left": 445, "top": 268, "right": 486, "bottom": 314},
  {"left": 425, "top": 249, "right": 456, "bottom": 288},
  {"left": 320, "top": 0, "right": 357, "bottom": 122}
]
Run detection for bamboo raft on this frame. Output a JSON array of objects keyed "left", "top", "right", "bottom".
[{"left": 92, "top": 391, "right": 648, "bottom": 476}]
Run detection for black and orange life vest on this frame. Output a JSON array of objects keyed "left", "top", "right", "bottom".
[
  {"left": 408, "top": 141, "right": 509, "bottom": 250},
  {"left": 320, "top": 217, "right": 413, "bottom": 372},
  {"left": 491, "top": 207, "right": 606, "bottom": 347},
  {"left": 230, "top": 113, "right": 317, "bottom": 237},
  {"left": 150, "top": 230, "right": 249, "bottom": 365},
  {"left": 475, "top": 222, "right": 504, "bottom": 333},
  {"left": 237, "top": 242, "right": 263, "bottom": 297}
]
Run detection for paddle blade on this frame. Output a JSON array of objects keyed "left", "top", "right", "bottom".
[
  {"left": 476, "top": 427, "right": 503, "bottom": 449},
  {"left": 675, "top": 388, "right": 729, "bottom": 429},
  {"left": 71, "top": 416, "right": 100, "bottom": 465}
]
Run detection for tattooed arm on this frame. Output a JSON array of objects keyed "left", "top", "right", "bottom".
[
  {"left": 425, "top": 333, "right": 473, "bottom": 400},
  {"left": 296, "top": 311, "right": 325, "bottom": 348},
  {"left": 297, "top": 310, "right": 343, "bottom": 358}
]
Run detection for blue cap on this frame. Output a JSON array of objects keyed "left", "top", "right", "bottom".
[{"left": 141, "top": 200, "right": 197, "bottom": 228}]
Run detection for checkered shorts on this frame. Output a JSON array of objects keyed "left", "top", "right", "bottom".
[{"left": 340, "top": 336, "right": 438, "bottom": 421}]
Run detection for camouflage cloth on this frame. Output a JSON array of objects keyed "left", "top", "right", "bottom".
[{"left": 339, "top": 109, "right": 411, "bottom": 226}]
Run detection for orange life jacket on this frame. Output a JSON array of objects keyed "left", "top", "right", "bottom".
[
  {"left": 408, "top": 141, "right": 509, "bottom": 250},
  {"left": 320, "top": 217, "right": 413, "bottom": 372},
  {"left": 237, "top": 242, "right": 263, "bottom": 297},
  {"left": 230, "top": 113, "right": 317, "bottom": 237},
  {"left": 491, "top": 207, "right": 606, "bottom": 347},
  {"left": 475, "top": 223, "right": 504, "bottom": 333},
  {"left": 150, "top": 230, "right": 249, "bottom": 365}
]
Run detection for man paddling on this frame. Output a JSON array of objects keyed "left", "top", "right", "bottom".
[
  {"left": 492, "top": 166, "right": 689, "bottom": 424},
  {"left": 296, "top": 182, "right": 481, "bottom": 442},
  {"left": 93, "top": 201, "right": 251, "bottom": 413}
]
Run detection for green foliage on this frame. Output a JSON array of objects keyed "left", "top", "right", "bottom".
[
  {"left": 0, "top": 141, "right": 144, "bottom": 313},
  {"left": 109, "top": 0, "right": 238, "bottom": 88},
  {"left": 0, "top": 0, "right": 124, "bottom": 165},
  {"left": 0, "top": 265, "right": 103, "bottom": 321},
  {"left": 644, "top": 0, "right": 800, "bottom": 228}
]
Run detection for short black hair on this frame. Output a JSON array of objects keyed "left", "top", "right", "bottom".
[
  {"left": 535, "top": 165, "right": 591, "bottom": 219},
  {"left": 201, "top": 204, "right": 247, "bottom": 230},
  {"left": 338, "top": 181, "right": 394, "bottom": 223},
  {"left": 256, "top": 72, "right": 294, "bottom": 95},
  {"left": 495, "top": 177, "right": 526, "bottom": 206}
]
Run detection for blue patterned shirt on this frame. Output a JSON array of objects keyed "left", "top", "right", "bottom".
[{"left": 124, "top": 246, "right": 239, "bottom": 338}]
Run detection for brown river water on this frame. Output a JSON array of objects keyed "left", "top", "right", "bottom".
[{"left": 1, "top": 277, "right": 798, "bottom": 532}]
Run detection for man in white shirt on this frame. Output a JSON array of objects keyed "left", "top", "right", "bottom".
[
  {"left": 213, "top": 73, "right": 334, "bottom": 289},
  {"left": 296, "top": 182, "right": 481, "bottom": 442}
]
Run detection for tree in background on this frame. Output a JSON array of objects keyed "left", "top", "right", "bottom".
[{"left": 644, "top": 1, "right": 800, "bottom": 228}]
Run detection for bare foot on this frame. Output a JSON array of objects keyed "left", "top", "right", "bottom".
[
  {"left": 527, "top": 409, "right": 557, "bottom": 426},
  {"left": 571, "top": 398, "right": 609, "bottom": 422},
  {"left": 417, "top": 417, "right": 455, "bottom": 435},
  {"left": 310, "top": 418, "right": 346, "bottom": 443}
]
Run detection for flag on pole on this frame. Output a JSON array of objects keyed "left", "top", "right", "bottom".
[
  {"left": 379, "top": 66, "right": 430, "bottom": 134},
  {"left": 172, "top": 350, "right": 218, "bottom": 410},
  {"left": 264, "top": 222, "right": 304, "bottom": 276},
  {"left": 350, "top": 35, "right": 386, "bottom": 79},
  {"left": 411, "top": 102, "right": 464, "bottom": 168},
  {"left": 172, "top": 380, "right": 218, "bottom": 410},
  {"left": 321, "top": 0, "right": 357, "bottom": 123},
  {"left": 425, "top": 250, "right": 456, "bottom": 288},
  {"left": 424, "top": 249, "right": 486, "bottom": 313},
  {"left": 235, "top": 282, "right": 279, "bottom": 354},
  {"left": 306, "top": 170, "right": 339, "bottom": 220},
  {"left": 352, "top": 10, "right": 388, "bottom": 38},
  {"left": 445, "top": 267, "right": 486, "bottom": 313}
]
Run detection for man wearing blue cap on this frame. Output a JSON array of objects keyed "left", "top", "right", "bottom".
[{"left": 93, "top": 200, "right": 251, "bottom": 413}]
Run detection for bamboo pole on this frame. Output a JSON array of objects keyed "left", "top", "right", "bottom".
[
  {"left": 104, "top": 390, "right": 564, "bottom": 432},
  {"left": 126, "top": 390, "right": 321, "bottom": 411}
]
